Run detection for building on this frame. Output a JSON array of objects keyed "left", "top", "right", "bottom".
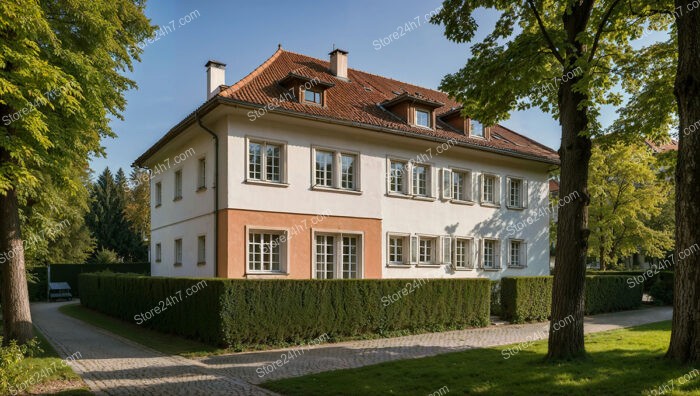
[{"left": 134, "top": 47, "right": 559, "bottom": 280}]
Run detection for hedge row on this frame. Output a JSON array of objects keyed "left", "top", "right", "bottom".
[
  {"left": 587, "top": 270, "right": 673, "bottom": 293},
  {"left": 79, "top": 274, "right": 490, "bottom": 348},
  {"left": 500, "top": 275, "right": 643, "bottom": 323}
]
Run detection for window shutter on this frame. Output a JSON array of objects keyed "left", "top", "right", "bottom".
[
  {"left": 410, "top": 235, "right": 418, "bottom": 264},
  {"left": 441, "top": 236, "right": 452, "bottom": 265},
  {"left": 428, "top": 166, "right": 436, "bottom": 198},
  {"left": 522, "top": 179, "right": 529, "bottom": 208},
  {"left": 478, "top": 174, "right": 484, "bottom": 203},
  {"left": 495, "top": 241, "right": 501, "bottom": 269},
  {"left": 407, "top": 162, "right": 414, "bottom": 195},
  {"left": 494, "top": 176, "right": 501, "bottom": 206},
  {"left": 452, "top": 237, "right": 458, "bottom": 267},
  {"left": 523, "top": 242, "right": 528, "bottom": 268},
  {"left": 467, "top": 172, "right": 474, "bottom": 201},
  {"left": 477, "top": 239, "right": 483, "bottom": 269},
  {"left": 441, "top": 169, "right": 453, "bottom": 199},
  {"left": 386, "top": 159, "right": 392, "bottom": 193},
  {"left": 506, "top": 177, "right": 512, "bottom": 207}
]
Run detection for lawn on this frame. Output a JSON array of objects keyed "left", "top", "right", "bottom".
[
  {"left": 59, "top": 303, "right": 221, "bottom": 357},
  {"left": 9, "top": 324, "right": 91, "bottom": 395},
  {"left": 262, "top": 321, "right": 700, "bottom": 396}
]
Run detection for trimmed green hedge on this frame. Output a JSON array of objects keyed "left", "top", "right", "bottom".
[
  {"left": 52, "top": 263, "right": 149, "bottom": 297},
  {"left": 79, "top": 274, "right": 490, "bottom": 348},
  {"left": 587, "top": 270, "right": 673, "bottom": 293},
  {"left": 500, "top": 275, "right": 644, "bottom": 323}
]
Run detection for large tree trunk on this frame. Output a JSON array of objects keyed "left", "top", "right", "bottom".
[
  {"left": 666, "top": 0, "right": 700, "bottom": 363},
  {"left": 547, "top": 0, "right": 594, "bottom": 361},
  {"left": 0, "top": 186, "right": 34, "bottom": 344}
]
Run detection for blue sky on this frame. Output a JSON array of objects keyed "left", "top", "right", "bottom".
[{"left": 93, "top": 0, "right": 659, "bottom": 174}]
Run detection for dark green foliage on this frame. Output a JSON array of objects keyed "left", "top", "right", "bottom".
[
  {"left": 27, "top": 266, "right": 48, "bottom": 302},
  {"left": 53, "top": 263, "right": 149, "bottom": 297},
  {"left": 86, "top": 168, "right": 147, "bottom": 262},
  {"left": 501, "top": 276, "right": 643, "bottom": 323},
  {"left": 79, "top": 274, "right": 491, "bottom": 348},
  {"left": 649, "top": 273, "right": 674, "bottom": 305},
  {"left": 490, "top": 280, "right": 501, "bottom": 317},
  {"left": 587, "top": 270, "right": 674, "bottom": 294}
]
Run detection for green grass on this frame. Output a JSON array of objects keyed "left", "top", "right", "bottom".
[
  {"left": 59, "top": 303, "right": 221, "bottom": 357},
  {"left": 10, "top": 324, "right": 91, "bottom": 395},
  {"left": 263, "top": 321, "right": 700, "bottom": 396}
]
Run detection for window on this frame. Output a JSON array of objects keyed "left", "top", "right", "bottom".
[
  {"left": 389, "top": 160, "right": 407, "bottom": 194},
  {"left": 412, "top": 164, "right": 429, "bottom": 196},
  {"left": 248, "top": 231, "right": 287, "bottom": 273},
  {"left": 481, "top": 174, "right": 500, "bottom": 205},
  {"left": 442, "top": 169, "right": 473, "bottom": 202},
  {"left": 155, "top": 182, "right": 162, "bottom": 207},
  {"left": 155, "top": 243, "right": 162, "bottom": 263},
  {"left": 471, "top": 120, "right": 485, "bottom": 138},
  {"left": 481, "top": 239, "right": 500, "bottom": 270},
  {"left": 197, "top": 158, "right": 206, "bottom": 190},
  {"left": 315, "top": 233, "right": 362, "bottom": 279},
  {"left": 507, "top": 177, "right": 527, "bottom": 209},
  {"left": 415, "top": 109, "right": 431, "bottom": 128},
  {"left": 174, "top": 239, "right": 182, "bottom": 266},
  {"left": 174, "top": 170, "right": 182, "bottom": 200},
  {"left": 415, "top": 236, "right": 437, "bottom": 264},
  {"left": 315, "top": 150, "right": 334, "bottom": 187},
  {"left": 304, "top": 89, "right": 322, "bottom": 105},
  {"left": 197, "top": 235, "right": 206, "bottom": 265},
  {"left": 248, "top": 140, "right": 285, "bottom": 183},
  {"left": 509, "top": 240, "right": 526, "bottom": 268},
  {"left": 453, "top": 238, "right": 473, "bottom": 269},
  {"left": 313, "top": 149, "right": 360, "bottom": 191},
  {"left": 388, "top": 234, "right": 408, "bottom": 265}
]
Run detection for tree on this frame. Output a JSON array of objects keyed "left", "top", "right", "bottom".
[
  {"left": 587, "top": 143, "right": 673, "bottom": 270},
  {"left": 0, "top": 0, "right": 152, "bottom": 343},
  {"left": 124, "top": 167, "right": 151, "bottom": 242},
  {"left": 86, "top": 168, "right": 146, "bottom": 262},
  {"left": 431, "top": 1, "right": 672, "bottom": 359},
  {"left": 666, "top": 0, "right": 700, "bottom": 363}
]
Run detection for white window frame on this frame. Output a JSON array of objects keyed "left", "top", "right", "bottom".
[
  {"left": 480, "top": 238, "right": 501, "bottom": 270},
  {"left": 387, "top": 158, "right": 409, "bottom": 195},
  {"left": 506, "top": 176, "right": 528, "bottom": 209},
  {"left": 480, "top": 173, "right": 501, "bottom": 206},
  {"left": 470, "top": 120, "right": 485, "bottom": 138},
  {"left": 245, "top": 137, "right": 288, "bottom": 185},
  {"left": 174, "top": 169, "right": 183, "bottom": 201},
  {"left": 245, "top": 227, "right": 289, "bottom": 274},
  {"left": 409, "top": 234, "right": 441, "bottom": 266},
  {"left": 154, "top": 181, "right": 162, "bottom": 207},
  {"left": 508, "top": 239, "right": 527, "bottom": 268},
  {"left": 197, "top": 235, "right": 206, "bottom": 265},
  {"left": 155, "top": 242, "right": 162, "bottom": 263},
  {"left": 387, "top": 232, "right": 410, "bottom": 266},
  {"left": 442, "top": 168, "right": 474, "bottom": 203},
  {"left": 174, "top": 238, "right": 183, "bottom": 266},
  {"left": 452, "top": 237, "right": 474, "bottom": 270},
  {"left": 311, "top": 147, "right": 361, "bottom": 192},
  {"left": 312, "top": 230, "right": 364, "bottom": 279},
  {"left": 415, "top": 108, "right": 431, "bottom": 128},
  {"left": 197, "top": 157, "right": 206, "bottom": 191}
]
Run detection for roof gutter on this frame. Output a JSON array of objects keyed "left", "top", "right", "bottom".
[{"left": 195, "top": 109, "right": 219, "bottom": 278}]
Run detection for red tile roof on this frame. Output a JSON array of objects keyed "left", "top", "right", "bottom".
[
  {"left": 645, "top": 139, "right": 678, "bottom": 154},
  {"left": 218, "top": 48, "right": 559, "bottom": 163}
]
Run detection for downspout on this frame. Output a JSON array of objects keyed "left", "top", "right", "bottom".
[{"left": 195, "top": 110, "right": 219, "bottom": 277}]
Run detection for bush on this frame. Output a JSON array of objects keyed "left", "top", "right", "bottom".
[
  {"left": 500, "top": 275, "right": 643, "bottom": 323},
  {"left": 490, "top": 280, "right": 501, "bottom": 317},
  {"left": 80, "top": 274, "right": 490, "bottom": 348},
  {"left": 587, "top": 270, "right": 674, "bottom": 294},
  {"left": 0, "top": 337, "right": 40, "bottom": 395},
  {"left": 91, "top": 248, "right": 120, "bottom": 264},
  {"left": 649, "top": 273, "right": 674, "bottom": 305}
]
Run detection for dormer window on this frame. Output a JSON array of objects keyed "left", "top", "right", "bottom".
[
  {"left": 415, "top": 109, "right": 431, "bottom": 128},
  {"left": 304, "top": 88, "right": 323, "bottom": 105},
  {"left": 471, "top": 120, "right": 485, "bottom": 138}
]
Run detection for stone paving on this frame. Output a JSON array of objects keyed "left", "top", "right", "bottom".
[{"left": 32, "top": 301, "right": 672, "bottom": 395}]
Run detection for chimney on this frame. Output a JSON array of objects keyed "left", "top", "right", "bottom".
[
  {"left": 329, "top": 49, "right": 348, "bottom": 80},
  {"left": 205, "top": 60, "right": 226, "bottom": 100}
]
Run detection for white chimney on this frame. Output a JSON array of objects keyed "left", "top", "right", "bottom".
[
  {"left": 329, "top": 49, "right": 348, "bottom": 80},
  {"left": 205, "top": 60, "right": 226, "bottom": 100}
]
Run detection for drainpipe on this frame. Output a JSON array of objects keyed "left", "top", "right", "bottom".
[{"left": 195, "top": 110, "right": 219, "bottom": 277}]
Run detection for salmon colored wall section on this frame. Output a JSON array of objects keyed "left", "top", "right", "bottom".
[{"left": 218, "top": 209, "right": 382, "bottom": 279}]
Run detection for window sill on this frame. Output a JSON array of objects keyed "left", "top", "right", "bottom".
[
  {"left": 480, "top": 202, "right": 500, "bottom": 208},
  {"left": 453, "top": 267, "right": 475, "bottom": 271},
  {"left": 506, "top": 205, "right": 526, "bottom": 211},
  {"left": 196, "top": 187, "right": 207, "bottom": 193},
  {"left": 173, "top": 197, "right": 182, "bottom": 202},
  {"left": 312, "top": 186, "right": 362, "bottom": 195},
  {"left": 412, "top": 195, "right": 436, "bottom": 202},
  {"left": 155, "top": 204, "right": 162, "bottom": 208},
  {"left": 386, "top": 263, "right": 412, "bottom": 268},
  {"left": 174, "top": 262, "right": 182, "bottom": 267},
  {"left": 197, "top": 261, "right": 206, "bottom": 266},
  {"left": 481, "top": 267, "right": 501, "bottom": 272},
  {"left": 414, "top": 124, "right": 434, "bottom": 131},
  {"left": 451, "top": 199, "right": 475, "bottom": 206},
  {"left": 386, "top": 192, "right": 412, "bottom": 199},
  {"left": 507, "top": 265, "right": 527, "bottom": 269},
  {"left": 416, "top": 263, "right": 441, "bottom": 268},
  {"left": 245, "top": 271, "right": 289, "bottom": 278},
  {"left": 245, "top": 179, "right": 289, "bottom": 188},
  {"left": 155, "top": 260, "right": 162, "bottom": 264}
]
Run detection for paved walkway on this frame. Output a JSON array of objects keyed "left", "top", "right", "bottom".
[{"left": 32, "top": 302, "right": 672, "bottom": 395}]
